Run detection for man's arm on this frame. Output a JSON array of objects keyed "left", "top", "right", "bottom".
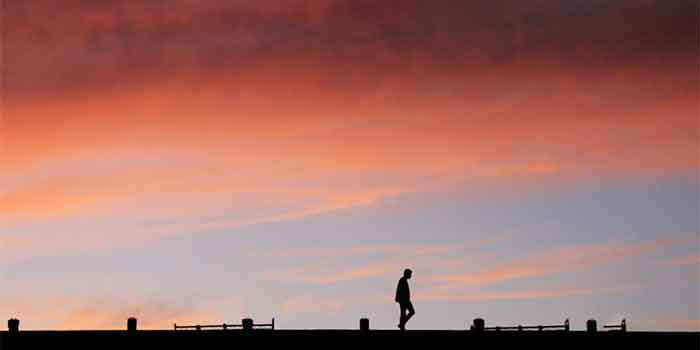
[{"left": 395, "top": 280, "right": 401, "bottom": 302}]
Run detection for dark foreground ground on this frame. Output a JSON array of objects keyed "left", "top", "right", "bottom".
[{"left": 2, "top": 330, "right": 698, "bottom": 350}]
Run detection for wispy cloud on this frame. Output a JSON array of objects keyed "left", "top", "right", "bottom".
[
  {"left": 258, "top": 237, "right": 507, "bottom": 285},
  {"left": 661, "top": 319, "right": 700, "bottom": 330},
  {"left": 281, "top": 295, "right": 350, "bottom": 314},
  {"left": 659, "top": 254, "right": 700, "bottom": 267},
  {"left": 278, "top": 284, "right": 628, "bottom": 315},
  {"left": 417, "top": 285, "right": 627, "bottom": 302},
  {"left": 431, "top": 236, "right": 691, "bottom": 287},
  {"left": 259, "top": 236, "right": 509, "bottom": 259},
  {"left": 261, "top": 261, "right": 406, "bottom": 285},
  {"left": 638, "top": 318, "right": 700, "bottom": 331},
  {"left": 1, "top": 296, "right": 227, "bottom": 330}
]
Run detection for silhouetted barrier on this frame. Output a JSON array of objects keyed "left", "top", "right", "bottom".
[
  {"left": 242, "top": 318, "right": 253, "bottom": 331},
  {"left": 471, "top": 318, "right": 485, "bottom": 332},
  {"left": 360, "top": 318, "right": 370, "bottom": 332},
  {"left": 587, "top": 319, "right": 597, "bottom": 333},
  {"left": 603, "top": 319, "right": 626, "bottom": 332},
  {"left": 127, "top": 317, "right": 137, "bottom": 332},
  {"left": 7, "top": 319, "right": 19, "bottom": 333},
  {"left": 483, "top": 319, "right": 570, "bottom": 332},
  {"left": 174, "top": 318, "right": 275, "bottom": 331}
]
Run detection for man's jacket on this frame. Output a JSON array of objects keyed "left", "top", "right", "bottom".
[{"left": 395, "top": 277, "right": 410, "bottom": 303}]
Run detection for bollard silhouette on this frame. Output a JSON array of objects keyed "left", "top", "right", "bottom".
[
  {"left": 242, "top": 318, "right": 253, "bottom": 331},
  {"left": 127, "top": 317, "right": 137, "bottom": 332},
  {"left": 587, "top": 319, "right": 597, "bottom": 333},
  {"left": 472, "top": 318, "right": 485, "bottom": 332},
  {"left": 8, "top": 318, "right": 19, "bottom": 333},
  {"left": 360, "top": 318, "right": 370, "bottom": 332}
]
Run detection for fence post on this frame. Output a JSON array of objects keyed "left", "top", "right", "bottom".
[
  {"left": 587, "top": 319, "right": 597, "bottom": 333},
  {"left": 360, "top": 318, "right": 370, "bottom": 332},
  {"left": 8, "top": 319, "right": 19, "bottom": 333},
  {"left": 472, "top": 318, "right": 484, "bottom": 332},
  {"left": 127, "top": 317, "right": 137, "bottom": 332},
  {"left": 242, "top": 318, "right": 253, "bottom": 331}
]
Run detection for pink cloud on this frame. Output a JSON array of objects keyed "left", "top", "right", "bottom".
[
  {"left": 431, "top": 235, "right": 692, "bottom": 287},
  {"left": 638, "top": 318, "right": 700, "bottom": 331},
  {"left": 417, "top": 285, "right": 626, "bottom": 302},
  {"left": 1, "top": 296, "right": 227, "bottom": 330},
  {"left": 659, "top": 254, "right": 700, "bottom": 267}
]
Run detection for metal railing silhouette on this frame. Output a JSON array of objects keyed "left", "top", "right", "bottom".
[
  {"left": 603, "top": 319, "right": 626, "bottom": 332},
  {"left": 484, "top": 319, "right": 570, "bottom": 332},
  {"left": 174, "top": 318, "right": 274, "bottom": 331}
]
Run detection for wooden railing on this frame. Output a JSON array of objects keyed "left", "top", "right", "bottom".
[
  {"left": 603, "top": 319, "right": 626, "bottom": 332},
  {"left": 174, "top": 318, "right": 274, "bottom": 331},
  {"left": 484, "top": 319, "right": 570, "bottom": 332}
]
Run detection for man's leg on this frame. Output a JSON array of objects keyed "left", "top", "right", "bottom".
[
  {"left": 404, "top": 301, "right": 415, "bottom": 326},
  {"left": 398, "top": 303, "right": 407, "bottom": 330}
]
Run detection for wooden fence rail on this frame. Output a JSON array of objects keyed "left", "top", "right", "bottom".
[
  {"left": 174, "top": 318, "right": 274, "bottom": 331},
  {"left": 485, "top": 319, "right": 570, "bottom": 332}
]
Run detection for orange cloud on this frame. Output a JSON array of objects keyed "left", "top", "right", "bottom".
[
  {"left": 661, "top": 319, "right": 700, "bottom": 330},
  {"left": 1, "top": 4, "right": 696, "bottom": 262},
  {"left": 1, "top": 296, "right": 226, "bottom": 330},
  {"left": 3, "top": 65, "right": 695, "bottom": 228},
  {"left": 639, "top": 318, "right": 700, "bottom": 331}
]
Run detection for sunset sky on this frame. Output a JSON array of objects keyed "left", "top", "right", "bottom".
[{"left": 1, "top": 0, "right": 698, "bottom": 331}]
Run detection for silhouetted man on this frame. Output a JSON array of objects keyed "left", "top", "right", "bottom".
[{"left": 395, "top": 268, "right": 415, "bottom": 330}]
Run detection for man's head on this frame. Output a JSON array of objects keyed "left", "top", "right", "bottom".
[{"left": 403, "top": 268, "right": 413, "bottom": 279}]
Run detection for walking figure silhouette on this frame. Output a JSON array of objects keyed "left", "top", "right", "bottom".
[{"left": 395, "top": 268, "right": 415, "bottom": 330}]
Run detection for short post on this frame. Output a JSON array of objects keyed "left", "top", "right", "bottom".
[
  {"left": 518, "top": 325, "right": 523, "bottom": 331},
  {"left": 8, "top": 319, "right": 19, "bottom": 333},
  {"left": 587, "top": 319, "right": 597, "bottom": 333},
  {"left": 621, "top": 319, "right": 626, "bottom": 332},
  {"left": 472, "top": 318, "right": 485, "bottom": 333},
  {"left": 360, "top": 318, "right": 370, "bottom": 332},
  {"left": 127, "top": 317, "right": 137, "bottom": 332},
  {"left": 242, "top": 318, "right": 253, "bottom": 331},
  {"left": 564, "top": 319, "right": 570, "bottom": 332}
]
